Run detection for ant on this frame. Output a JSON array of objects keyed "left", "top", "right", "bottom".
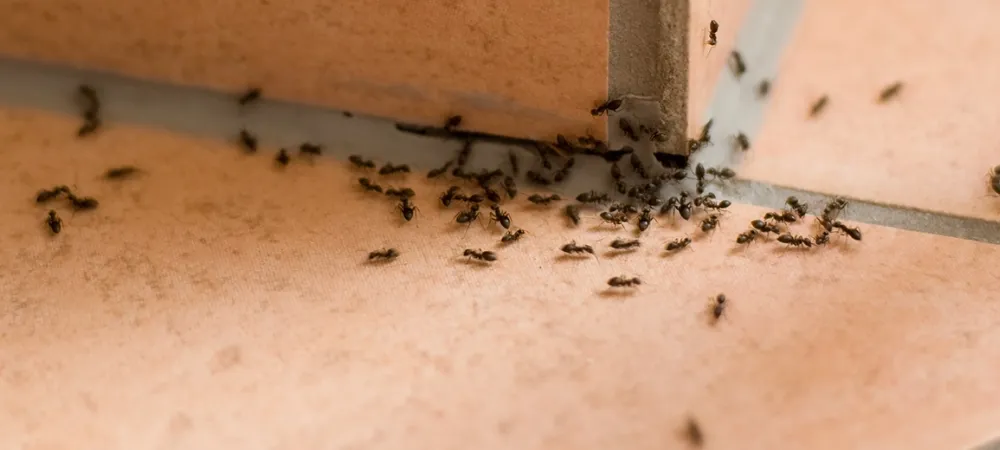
[
  {"left": 456, "top": 193, "right": 484, "bottom": 204},
  {"left": 36, "top": 185, "right": 70, "bottom": 203},
  {"left": 809, "top": 95, "right": 829, "bottom": 118},
  {"left": 665, "top": 192, "right": 693, "bottom": 220},
  {"left": 385, "top": 187, "right": 416, "bottom": 199},
  {"left": 474, "top": 169, "right": 504, "bottom": 188},
  {"left": 463, "top": 249, "right": 497, "bottom": 263},
  {"left": 607, "top": 276, "right": 641, "bottom": 288},
  {"left": 526, "top": 170, "right": 553, "bottom": 186},
  {"left": 502, "top": 176, "right": 518, "bottom": 199},
  {"left": 455, "top": 204, "right": 481, "bottom": 224},
  {"left": 379, "top": 163, "right": 411, "bottom": 175},
  {"left": 695, "top": 163, "right": 707, "bottom": 194},
  {"left": 77, "top": 117, "right": 101, "bottom": 137},
  {"left": 482, "top": 186, "right": 503, "bottom": 203},
  {"left": 600, "top": 211, "right": 629, "bottom": 229},
  {"left": 706, "top": 166, "right": 736, "bottom": 180},
  {"left": 877, "top": 81, "right": 903, "bottom": 103},
  {"left": 237, "top": 87, "right": 262, "bottom": 106},
  {"left": 444, "top": 115, "right": 463, "bottom": 131},
  {"left": 299, "top": 142, "right": 322, "bottom": 156},
  {"left": 734, "top": 132, "right": 750, "bottom": 151},
  {"left": 630, "top": 153, "right": 650, "bottom": 179},
  {"left": 831, "top": 221, "right": 862, "bottom": 241},
  {"left": 729, "top": 51, "right": 746, "bottom": 78},
  {"left": 700, "top": 214, "right": 720, "bottom": 233},
  {"left": 78, "top": 84, "right": 100, "bottom": 111},
  {"left": 368, "top": 248, "right": 399, "bottom": 261},
  {"left": 736, "top": 229, "right": 760, "bottom": 245},
  {"left": 820, "top": 197, "right": 848, "bottom": 227},
  {"left": 702, "top": 198, "right": 731, "bottom": 211},
  {"left": 590, "top": 98, "right": 623, "bottom": 116},
  {"left": 577, "top": 191, "right": 611, "bottom": 204},
  {"left": 561, "top": 241, "right": 595, "bottom": 257},
  {"left": 527, "top": 194, "right": 560, "bottom": 205},
  {"left": 440, "top": 186, "right": 460, "bottom": 207},
  {"left": 275, "top": 148, "right": 290, "bottom": 166},
  {"left": 619, "top": 118, "right": 639, "bottom": 141},
  {"left": 103, "top": 166, "right": 140, "bottom": 180},
  {"left": 427, "top": 159, "right": 454, "bottom": 179},
  {"left": 750, "top": 219, "right": 781, "bottom": 235},
  {"left": 349, "top": 154, "right": 376, "bottom": 169},
  {"left": 699, "top": 119, "right": 714, "bottom": 146},
  {"left": 988, "top": 165, "right": 1000, "bottom": 195},
  {"left": 358, "top": 177, "right": 383, "bottom": 193},
  {"left": 68, "top": 194, "right": 99, "bottom": 211},
  {"left": 489, "top": 204, "right": 512, "bottom": 229},
  {"left": 665, "top": 237, "right": 692, "bottom": 252},
  {"left": 610, "top": 162, "right": 623, "bottom": 181},
  {"left": 712, "top": 294, "right": 727, "bottom": 322},
  {"left": 396, "top": 197, "right": 418, "bottom": 221},
  {"left": 553, "top": 157, "right": 576, "bottom": 182},
  {"left": 777, "top": 233, "right": 813, "bottom": 248},
  {"left": 757, "top": 79, "right": 771, "bottom": 98},
  {"left": 508, "top": 150, "right": 520, "bottom": 176},
  {"left": 706, "top": 19, "right": 719, "bottom": 46},
  {"left": 814, "top": 231, "right": 830, "bottom": 246},
  {"left": 684, "top": 417, "right": 704, "bottom": 448},
  {"left": 609, "top": 238, "right": 641, "bottom": 250},
  {"left": 637, "top": 208, "right": 655, "bottom": 232},
  {"left": 456, "top": 140, "right": 474, "bottom": 167},
  {"left": 785, "top": 196, "right": 809, "bottom": 217},
  {"left": 565, "top": 204, "right": 582, "bottom": 226},
  {"left": 501, "top": 228, "right": 526, "bottom": 243},
  {"left": 764, "top": 210, "right": 798, "bottom": 223},
  {"left": 46, "top": 210, "right": 62, "bottom": 235},
  {"left": 238, "top": 129, "right": 258, "bottom": 152}
]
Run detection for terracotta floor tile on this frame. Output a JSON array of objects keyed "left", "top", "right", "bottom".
[
  {"left": 743, "top": 0, "right": 1000, "bottom": 220},
  {"left": 2, "top": 108, "right": 1000, "bottom": 449}
]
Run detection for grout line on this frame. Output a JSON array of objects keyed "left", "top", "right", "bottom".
[
  {"left": 0, "top": 54, "right": 997, "bottom": 247},
  {"left": 972, "top": 436, "right": 1000, "bottom": 450}
]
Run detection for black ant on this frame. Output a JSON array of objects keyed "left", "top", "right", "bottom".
[
  {"left": 764, "top": 210, "right": 798, "bottom": 223},
  {"left": 78, "top": 84, "right": 100, "bottom": 111},
  {"left": 456, "top": 193, "right": 484, "bottom": 204},
  {"left": 665, "top": 237, "right": 692, "bottom": 252},
  {"left": 527, "top": 194, "right": 560, "bottom": 205},
  {"left": 877, "top": 81, "right": 904, "bottom": 103},
  {"left": 619, "top": 118, "right": 639, "bottom": 141},
  {"left": 600, "top": 211, "right": 629, "bottom": 229},
  {"left": 455, "top": 204, "right": 480, "bottom": 224},
  {"left": 814, "top": 231, "right": 830, "bottom": 246},
  {"left": 444, "top": 115, "right": 463, "bottom": 132},
  {"left": 358, "top": 177, "right": 383, "bottom": 193},
  {"left": 700, "top": 214, "right": 720, "bottom": 233},
  {"left": 750, "top": 219, "right": 781, "bottom": 235},
  {"left": 695, "top": 163, "right": 707, "bottom": 194},
  {"left": 734, "top": 132, "right": 750, "bottom": 151},
  {"left": 36, "top": 185, "right": 70, "bottom": 203},
  {"left": 712, "top": 294, "right": 727, "bottom": 322},
  {"left": 809, "top": 95, "right": 829, "bottom": 118},
  {"left": 699, "top": 119, "right": 714, "bottom": 145},
  {"left": 349, "top": 154, "right": 376, "bottom": 169},
  {"left": 590, "top": 98, "right": 623, "bottom": 116},
  {"left": 427, "top": 160, "right": 454, "bottom": 179},
  {"left": 820, "top": 197, "right": 848, "bottom": 227},
  {"left": 777, "top": 233, "right": 813, "bottom": 248},
  {"left": 561, "top": 241, "right": 595, "bottom": 256},
  {"left": 785, "top": 196, "right": 809, "bottom": 217},
  {"left": 103, "top": 166, "right": 141, "bottom": 180},
  {"left": 368, "top": 248, "right": 399, "bottom": 261},
  {"left": 630, "top": 153, "right": 650, "bottom": 179},
  {"left": 501, "top": 228, "right": 526, "bottom": 243},
  {"left": 526, "top": 170, "right": 553, "bottom": 186},
  {"left": 565, "top": 204, "right": 581, "bottom": 226},
  {"left": 553, "top": 157, "right": 576, "bottom": 182},
  {"left": 757, "top": 79, "right": 770, "bottom": 98},
  {"left": 396, "top": 198, "right": 418, "bottom": 221},
  {"left": 736, "top": 229, "right": 760, "bottom": 245},
  {"left": 614, "top": 179, "right": 629, "bottom": 195},
  {"left": 609, "top": 238, "right": 641, "bottom": 250},
  {"left": 77, "top": 117, "right": 101, "bottom": 137},
  {"left": 729, "top": 51, "right": 746, "bottom": 78},
  {"left": 702, "top": 198, "right": 731, "bottom": 211},
  {"left": 684, "top": 417, "right": 705, "bottom": 448},
  {"left": 237, "top": 87, "right": 262, "bottom": 106},
  {"left": 637, "top": 208, "right": 655, "bottom": 232},
  {"left": 463, "top": 249, "right": 497, "bottom": 263},
  {"left": 440, "top": 186, "right": 461, "bottom": 207},
  {"left": 676, "top": 192, "right": 693, "bottom": 220},
  {"left": 68, "top": 194, "right": 99, "bottom": 211},
  {"left": 299, "top": 142, "right": 322, "bottom": 156},
  {"left": 610, "top": 162, "right": 623, "bottom": 181},
  {"left": 489, "top": 204, "right": 512, "bottom": 229},
  {"left": 706, "top": 166, "right": 736, "bottom": 180},
  {"left": 379, "top": 163, "right": 411, "bottom": 175},
  {"left": 275, "top": 148, "right": 291, "bottom": 166},
  {"left": 46, "top": 210, "right": 62, "bottom": 235},
  {"left": 502, "top": 176, "right": 518, "bottom": 199},
  {"left": 474, "top": 169, "right": 504, "bottom": 188},
  {"left": 576, "top": 191, "right": 611, "bottom": 204},
  {"left": 238, "top": 129, "right": 258, "bottom": 152},
  {"left": 508, "top": 150, "right": 520, "bottom": 176},
  {"left": 385, "top": 187, "right": 416, "bottom": 199},
  {"left": 608, "top": 276, "right": 641, "bottom": 288},
  {"left": 707, "top": 19, "right": 719, "bottom": 46},
  {"left": 554, "top": 135, "right": 574, "bottom": 153},
  {"left": 831, "top": 221, "right": 862, "bottom": 241},
  {"left": 456, "top": 140, "right": 474, "bottom": 167},
  {"left": 76, "top": 85, "right": 101, "bottom": 137}
]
